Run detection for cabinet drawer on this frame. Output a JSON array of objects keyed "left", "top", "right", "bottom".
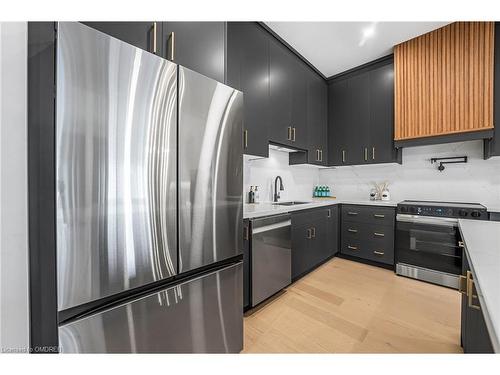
[
  {"left": 340, "top": 238, "right": 368, "bottom": 258},
  {"left": 364, "top": 242, "right": 394, "bottom": 265},
  {"left": 341, "top": 204, "right": 395, "bottom": 225}
]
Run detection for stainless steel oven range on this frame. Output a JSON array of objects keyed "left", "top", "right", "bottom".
[{"left": 395, "top": 201, "right": 487, "bottom": 289}]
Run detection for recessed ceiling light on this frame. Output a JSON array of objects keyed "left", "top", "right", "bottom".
[{"left": 359, "top": 22, "right": 378, "bottom": 47}]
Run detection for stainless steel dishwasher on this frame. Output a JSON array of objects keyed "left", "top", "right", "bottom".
[{"left": 251, "top": 214, "right": 292, "bottom": 306}]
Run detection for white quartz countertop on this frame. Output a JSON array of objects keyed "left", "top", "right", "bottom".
[
  {"left": 243, "top": 198, "right": 398, "bottom": 219},
  {"left": 458, "top": 219, "right": 500, "bottom": 353}
]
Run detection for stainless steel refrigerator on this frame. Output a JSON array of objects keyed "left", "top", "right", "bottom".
[{"left": 55, "top": 22, "right": 243, "bottom": 353}]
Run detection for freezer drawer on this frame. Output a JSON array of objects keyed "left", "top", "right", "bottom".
[
  {"left": 178, "top": 66, "right": 244, "bottom": 273},
  {"left": 56, "top": 22, "right": 178, "bottom": 311},
  {"left": 59, "top": 262, "right": 243, "bottom": 353}
]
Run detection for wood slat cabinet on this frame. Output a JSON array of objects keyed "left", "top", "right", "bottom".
[
  {"left": 291, "top": 205, "right": 338, "bottom": 280},
  {"left": 340, "top": 205, "right": 395, "bottom": 266},
  {"left": 460, "top": 250, "right": 494, "bottom": 353},
  {"left": 394, "top": 22, "right": 495, "bottom": 144},
  {"left": 328, "top": 59, "right": 400, "bottom": 166},
  {"left": 227, "top": 22, "right": 270, "bottom": 158}
]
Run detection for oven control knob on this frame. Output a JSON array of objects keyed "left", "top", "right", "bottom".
[
  {"left": 400, "top": 206, "right": 408, "bottom": 213},
  {"left": 458, "top": 209, "right": 468, "bottom": 217},
  {"left": 471, "top": 211, "right": 481, "bottom": 218},
  {"left": 409, "top": 207, "right": 417, "bottom": 214}
]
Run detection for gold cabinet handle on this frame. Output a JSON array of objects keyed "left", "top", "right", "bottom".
[
  {"left": 372, "top": 147, "right": 375, "bottom": 160},
  {"left": 342, "top": 150, "right": 346, "bottom": 163},
  {"left": 458, "top": 275, "right": 467, "bottom": 295},
  {"left": 348, "top": 245, "right": 358, "bottom": 250},
  {"left": 243, "top": 129, "right": 248, "bottom": 149},
  {"left": 327, "top": 209, "right": 331, "bottom": 218},
  {"left": 364, "top": 147, "right": 368, "bottom": 161},
  {"left": 373, "top": 250, "right": 384, "bottom": 256},
  {"left": 306, "top": 228, "right": 312, "bottom": 239},
  {"left": 467, "top": 271, "right": 481, "bottom": 310},
  {"left": 316, "top": 149, "right": 320, "bottom": 161},
  {"left": 168, "top": 31, "right": 175, "bottom": 61},
  {"left": 348, "top": 228, "right": 358, "bottom": 233},
  {"left": 243, "top": 225, "right": 249, "bottom": 241},
  {"left": 320, "top": 149, "right": 323, "bottom": 162},
  {"left": 311, "top": 227, "right": 316, "bottom": 238},
  {"left": 458, "top": 241, "right": 465, "bottom": 248},
  {"left": 292, "top": 127, "right": 296, "bottom": 142},
  {"left": 374, "top": 214, "right": 385, "bottom": 218},
  {"left": 152, "top": 22, "right": 157, "bottom": 54},
  {"left": 287, "top": 127, "right": 292, "bottom": 141},
  {"left": 347, "top": 211, "right": 358, "bottom": 216},
  {"left": 374, "top": 232, "right": 385, "bottom": 237}
]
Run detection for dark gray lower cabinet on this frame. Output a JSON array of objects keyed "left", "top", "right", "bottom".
[
  {"left": 291, "top": 205, "right": 338, "bottom": 280},
  {"left": 461, "top": 252, "right": 494, "bottom": 353},
  {"left": 243, "top": 219, "right": 250, "bottom": 310},
  {"left": 163, "top": 22, "right": 226, "bottom": 83},
  {"left": 340, "top": 204, "right": 395, "bottom": 266}
]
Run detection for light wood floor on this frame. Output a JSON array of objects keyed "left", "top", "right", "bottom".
[{"left": 243, "top": 257, "right": 462, "bottom": 353}]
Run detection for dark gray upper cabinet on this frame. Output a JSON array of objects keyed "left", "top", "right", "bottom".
[
  {"left": 82, "top": 22, "right": 161, "bottom": 55},
  {"left": 227, "top": 22, "right": 270, "bottom": 158},
  {"left": 369, "top": 62, "right": 400, "bottom": 164},
  {"left": 269, "top": 37, "right": 308, "bottom": 149},
  {"left": 306, "top": 71, "right": 328, "bottom": 165},
  {"left": 162, "top": 22, "right": 225, "bottom": 83},
  {"left": 328, "top": 58, "right": 400, "bottom": 166},
  {"left": 348, "top": 71, "right": 370, "bottom": 165},
  {"left": 328, "top": 79, "right": 349, "bottom": 165}
]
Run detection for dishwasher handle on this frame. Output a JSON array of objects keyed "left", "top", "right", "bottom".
[{"left": 252, "top": 219, "right": 291, "bottom": 234}]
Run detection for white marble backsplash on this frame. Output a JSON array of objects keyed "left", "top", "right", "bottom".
[
  {"left": 319, "top": 140, "right": 500, "bottom": 208},
  {"left": 243, "top": 149, "right": 319, "bottom": 203},
  {"left": 244, "top": 141, "right": 500, "bottom": 208}
]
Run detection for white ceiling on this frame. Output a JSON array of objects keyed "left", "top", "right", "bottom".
[{"left": 265, "top": 22, "right": 450, "bottom": 77}]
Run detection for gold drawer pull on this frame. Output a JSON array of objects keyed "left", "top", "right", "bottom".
[
  {"left": 374, "top": 232, "right": 385, "bottom": 237},
  {"left": 458, "top": 275, "right": 467, "bottom": 295},
  {"left": 467, "top": 271, "right": 481, "bottom": 310},
  {"left": 374, "top": 214, "right": 385, "bottom": 218},
  {"left": 348, "top": 212, "right": 358, "bottom": 216},
  {"left": 348, "top": 245, "right": 358, "bottom": 250},
  {"left": 373, "top": 251, "right": 384, "bottom": 256},
  {"left": 348, "top": 228, "right": 358, "bottom": 233}
]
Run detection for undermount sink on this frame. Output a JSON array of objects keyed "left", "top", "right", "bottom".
[{"left": 272, "top": 201, "right": 311, "bottom": 206}]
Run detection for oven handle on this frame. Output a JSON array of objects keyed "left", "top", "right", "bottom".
[{"left": 396, "top": 214, "right": 458, "bottom": 227}]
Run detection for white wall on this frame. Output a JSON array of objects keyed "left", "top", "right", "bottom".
[
  {"left": 0, "top": 22, "right": 29, "bottom": 353},
  {"left": 319, "top": 141, "right": 500, "bottom": 208},
  {"left": 244, "top": 149, "right": 320, "bottom": 202}
]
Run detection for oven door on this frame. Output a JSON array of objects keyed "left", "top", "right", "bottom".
[{"left": 396, "top": 214, "right": 462, "bottom": 275}]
